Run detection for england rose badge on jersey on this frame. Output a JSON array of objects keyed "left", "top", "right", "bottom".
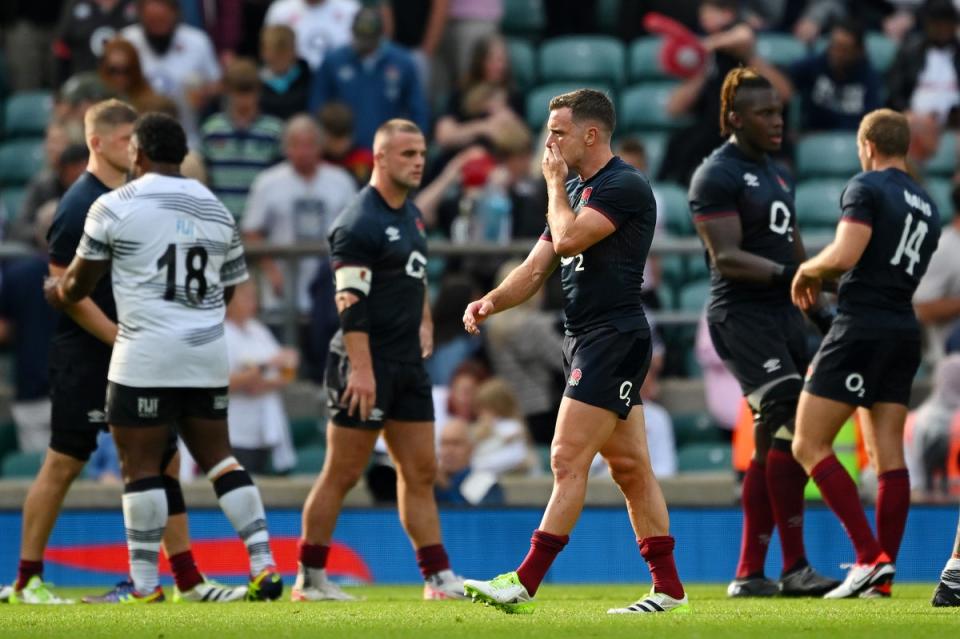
[
  {"left": 415, "top": 218, "right": 426, "bottom": 238},
  {"left": 776, "top": 175, "right": 790, "bottom": 193},
  {"left": 568, "top": 368, "right": 583, "bottom": 386},
  {"left": 578, "top": 187, "right": 593, "bottom": 210}
]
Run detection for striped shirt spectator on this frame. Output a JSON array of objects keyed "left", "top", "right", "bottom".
[{"left": 200, "top": 58, "right": 283, "bottom": 219}]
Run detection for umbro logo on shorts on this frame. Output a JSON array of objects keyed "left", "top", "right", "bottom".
[
  {"left": 137, "top": 397, "right": 159, "bottom": 419},
  {"left": 213, "top": 394, "right": 229, "bottom": 410},
  {"left": 369, "top": 408, "right": 384, "bottom": 421},
  {"left": 87, "top": 409, "right": 106, "bottom": 424}
]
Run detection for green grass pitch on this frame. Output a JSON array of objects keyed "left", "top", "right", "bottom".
[{"left": 0, "top": 584, "right": 955, "bottom": 639}]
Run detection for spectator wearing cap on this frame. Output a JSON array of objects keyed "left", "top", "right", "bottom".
[
  {"left": 122, "top": 0, "right": 222, "bottom": 147},
  {"left": 264, "top": 0, "right": 360, "bottom": 72},
  {"left": 788, "top": 18, "right": 883, "bottom": 131},
  {"left": 888, "top": 0, "right": 960, "bottom": 127},
  {"left": 200, "top": 58, "right": 284, "bottom": 220},
  {"left": 318, "top": 101, "right": 374, "bottom": 187},
  {"left": 53, "top": 0, "right": 138, "bottom": 86},
  {"left": 258, "top": 24, "right": 312, "bottom": 120},
  {"left": 308, "top": 6, "right": 429, "bottom": 150}
]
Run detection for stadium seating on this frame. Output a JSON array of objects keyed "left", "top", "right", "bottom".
[
  {"left": 672, "top": 412, "right": 727, "bottom": 448},
  {"left": 507, "top": 38, "right": 537, "bottom": 91},
  {"left": 0, "top": 421, "right": 17, "bottom": 465},
  {"left": 794, "top": 178, "right": 847, "bottom": 230},
  {"left": 2, "top": 90, "right": 53, "bottom": 138},
  {"left": 677, "top": 278, "right": 711, "bottom": 313},
  {"left": 502, "top": 0, "right": 546, "bottom": 37},
  {"left": 293, "top": 445, "right": 326, "bottom": 475},
  {"left": 866, "top": 31, "right": 898, "bottom": 74},
  {"left": 926, "top": 178, "right": 954, "bottom": 222},
  {"left": 628, "top": 37, "right": 669, "bottom": 82},
  {"left": 927, "top": 133, "right": 956, "bottom": 176},
  {"left": 640, "top": 131, "right": 668, "bottom": 178},
  {"left": 677, "top": 442, "right": 732, "bottom": 473},
  {"left": 755, "top": 33, "right": 808, "bottom": 68},
  {"left": 796, "top": 132, "right": 860, "bottom": 178},
  {"left": 655, "top": 182, "right": 693, "bottom": 235},
  {"left": 1, "top": 450, "right": 44, "bottom": 478},
  {"left": 290, "top": 416, "right": 322, "bottom": 448},
  {"left": 525, "top": 82, "right": 613, "bottom": 130},
  {"left": 538, "top": 36, "right": 626, "bottom": 87},
  {"left": 619, "top": 83, "right": 690, "bottom": 131},
  {"left": 0, "top": 138, "right": 45, "bottom": 186},
  {"left": 1, "top": 186, "right": 25, "bottom": 222}
]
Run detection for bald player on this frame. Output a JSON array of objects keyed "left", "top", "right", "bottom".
[{"left": 293, "top": 119, "right": 466, "bottom": 602}]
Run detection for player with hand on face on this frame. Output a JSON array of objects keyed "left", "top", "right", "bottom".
[
  {"left": 462, "top": 89, "right": 688, "bottom": 615},
  {"left": 688, "top": 67, "right": 838, "bottom": 598},
  {"left": 791, "top": 109, "right": 941, "bottom": 599}
]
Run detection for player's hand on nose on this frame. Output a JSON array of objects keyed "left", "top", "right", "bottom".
[
  {"left": 541, "top": 143, "right": 568, "bottom": 183},
  {"left": 463, "top": 299, "right": 494, "bottom": 335},
  {"left": 343, "top": 366, "right": 376, "bottom": 421}
]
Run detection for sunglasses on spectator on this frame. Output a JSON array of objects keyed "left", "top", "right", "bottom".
[{"left": 105, "top": 66, "right": 132, "bottom": 76}]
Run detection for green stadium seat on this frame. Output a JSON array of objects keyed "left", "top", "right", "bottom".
[
  {"left": 672, "top": 412, "right": 727, "bottom": 448},
  {"left": 1, "top": 450, "right": 44, "bottom": 478},
  {"left": 755, "top": 33, "right": 807, "bottom": 68},
  {"left": 796, "top": 132, "right": 859, "bottom": 178},
  {"left": 502, "top": 0, "right": 545, "bottom": 37},
  {"left": 927, "top": 133, "right": 956, "bottom": 176},
  {"left": 0, "top": 138, "right": 45, "bottom": 186},
  {"left": 628, "top": 37, "right": 668, "bottom": 82},
  {"left": 655, "top": 181, "right": 693, "bottom": 236},
  {"left": 620, "top": 83, "right": 691, "bottom": 131},
  {"left": 292, "top": 445, "right": 326, "bottom": 475},
  {"left": 926, "top": 178, "right": 954, "bottom": 223},
  {"left": 1, "top": 186, "right": 25, "bottom": 221},
  {"left": 794, "top": 178, "right": 846, "bottom": 230},
  {"left": 638, "top": 130, "right": 668, "bottom": 177},
  {"left": 677, "top": 278, "right": 711, "bottom": 312},
  {"left": 0, "top": 421, "right": 18, "bottom": 462},
  {"left": 525, "top": 82, "right": 613, "bottom": 130},
  {"left": 866, "top": 32, "right": 897, "bottom": 74},
  {"left": 537, "top": 444, "right": 551, "bottom": 473},
  {"left": 595, "top": 0, "right": 621, "bottom": 33},
  {"left": 677, "top": 443, "right": 732, "bottom": 473},
  {"left": 539, "top": 36, "right": 626, "bottom": 86},
  {"left": 507, "top": 38, "right": 537, "bottom": 91},
  {"left": 289, "top": 416, "right": 321, "bottom": 448},
  {"left": 3, "top": 91, "right": 53, "bottom": 138}
]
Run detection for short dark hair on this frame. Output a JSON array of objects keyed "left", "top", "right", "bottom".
[
  {"left": 134, "top": 112, "right": 187, "bottom": 164},
  {"left": 719, "top": 67, "right": 774, "bottom": 136},
  {"left": 548, "top": 89, "right": 616, "bottom": 135},
  {"left": 858, "top": 108, "right": 910, "bottom": 157},
  {"left": 318, "top": 102, "right": 354, "bottom": 137},
  {"left": 833, "top": 17, "right": 865, "bottom": 49},
  {"left": 924, "top": 0, "right": 959, "bottom": 23}
]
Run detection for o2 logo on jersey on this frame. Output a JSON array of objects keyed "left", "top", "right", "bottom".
[
  {"left": 845, "top": 373, "right": 866, "bottom": 399},
  {"left": 619, "top": 381, "right": 633, "bottom": 407},
  {"left": 560, "top": 254, "right": 585, "bottom": 271},
  {"left": 405, "top": 250, "right": 428, "bottom": 280},
  {"left": 769, "top": 201, "right": 793, "bottom": 242}
]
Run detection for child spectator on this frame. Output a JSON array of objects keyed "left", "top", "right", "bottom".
[{"left": 470, "top": 378, "right": 540, "bottom": 477}]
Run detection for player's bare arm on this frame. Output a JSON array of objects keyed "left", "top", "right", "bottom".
[
  {"left": 792, "top": 221, "right": 872, "bottom": 310},
  {"left": 419, "top": 286, "right": 434, "bottom": 359},
  {"left": 463, "top": 238, "right": 559, "bottom": 335},
  {"left": 336, "top": 288, "right": 376, "bottom": 421},
  {"left": 45, "top": 256, "right": 111, "bottom": 311},
  {"left": 696, "top": 214, "right": 795, "bottom": 284},
  {"left": 542, "top": 144, "right": 616, "bottom": 257},
  {"left": 46, "top": 262, "right": 118, "bottom": 346}
]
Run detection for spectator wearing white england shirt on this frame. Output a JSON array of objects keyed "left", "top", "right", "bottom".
[
  {"left": 264, "top": 0, "right": 360, "bottom": 72},
  {"left": 121, "top": 0, "right": 221, "bottom": 147}
]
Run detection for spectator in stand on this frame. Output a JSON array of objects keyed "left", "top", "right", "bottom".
[
  {"left": 789, "top": 18, "right": 883, "bottom": 132},
  {"left": 434, "top": 34, "right": 525, "bottom": 158},
  {"left": 54, "top": 72, "right": 114, "bottom": 128},
  {"left": 3, "top": 0, "right": 60, "bottom": 90},
  {"left": 225, "top": 279, "right": 299, "bottom": 475},
  {"left": 258, "top": 24, "right": 311, "bottom": 120},
  {"left": 53, "top": 0, "right": 138, "bottom": 86},
  {"left": 433, "top": 359, "right": 488, "bottom": 433},
  {"left": 0, "top": 204, "right": 58, "bottom": 453},
  {"left": 915, "top": 183, "right": 960, "bottom": 365},
  {"left": 470, "top": 378, "right": 540, "bottom": 477},
  {"left": 177, "top": 0, "right": 243, "bottom": 63},
  {"left": 618, "top": 137, "right": 665, "bottom": 309},
  {"left": 308, "top": 7, "right": 429, "bottom": 150},
  {"left": 639, "top": 319, "right": 678, "bottom": 479},
  {"left": 794, "top": 0, "right": 922, "bottom": 44},
  {"left": 485, "top": 260, "right": 563, "bottom": 446},
  {"left": 86, "top": 431, "right": 122, "bottom": 483},
  {"left": 200, "top": 58, "right": 284, "bottom": 219},
  {"left": 659, "top": 0, "right": 792, "bottom": 185},
  {"left": 318, "top": 101, "right": 374, "bottom": 187},
  {"left": 8, "top": 143, "right": 89, "bottom": 248},
  {"left": 382, "top": 0, "right": 449, "bottom": 90},
  {"left": 426, "top": 274, "right": 483, "bottom": 387},
  {"left": 695, "top": 312, "right": 740, "bottom": 433},
  {"left": 888, "top": 0, "right": 960, "bottom": 127},
  {"left": 264, "top": 0, "right": 360, "bottom": 72},
  {"left": 434, "top": 419, "right": 505, "bottom": 506},
  {"left": 97, "top": 37, "right": 166, "bottom": 113},
  {"left": 434, "top": 0, "right": 503, "bottom": 94},
  {"left": 122, "top": 0, "right": 222, "bottom": 147},
  {"left": 241, "top": 115, "right": 356, "bottom": 376},
  {"left": 906, "top": 354, "right": 960, "bottom": 495}
]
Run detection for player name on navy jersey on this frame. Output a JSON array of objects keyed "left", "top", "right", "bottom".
[
  {"left": 688, "top": 141, "right": 798, "bottom": 312},
  {"left": 46, "top": 171, "right": 116, "bottom": 362},
  {"left": 328, "top": 185, "right": 428, "bottom": 362},
  {"left": 834, "top": 168, "right": 941, "bottom": 332},
  {"left": 541, "top": 156, "right": 655, "bottom": 335}
]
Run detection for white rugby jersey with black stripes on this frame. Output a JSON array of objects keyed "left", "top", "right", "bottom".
[{"left": 77, "top": 173, "right": 248, "bottom": 388}]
